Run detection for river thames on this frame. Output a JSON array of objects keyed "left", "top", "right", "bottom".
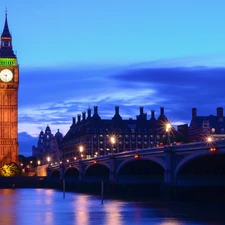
[{"left": 0, "top": 188, "right": 224, "bottom": 225}]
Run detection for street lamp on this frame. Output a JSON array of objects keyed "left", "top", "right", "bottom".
[
  {"left": 207, "top": 136, "right": 213, "bottom": 143},
  {"left": 110, "top": 136, "right": 116, "bottom": 154},
  {"left": 79, "top": 145, "right": 84, "bottom": 159},
  {"left": 47, "top": 156, "right": 50, "bottom": 166},
  {"left": 37, "top": 160, "right": 41, "bottom": 166},
  {"left": 30, "top": 160, "right": 33, "bottom": 168},
  {"left": 165, "top": 123, "right": 172, "bottom": 145}
]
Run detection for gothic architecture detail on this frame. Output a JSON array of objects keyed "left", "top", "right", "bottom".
[
  {"left": 32, "top": 126, "right": 63, "bottom": 165},
  {"left": 0, "top": 12, "right": 19, "bottom": 167}
]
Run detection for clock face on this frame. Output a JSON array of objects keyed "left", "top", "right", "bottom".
[{"left": 0, "top": 69, "right": 13, "bottom": 82}]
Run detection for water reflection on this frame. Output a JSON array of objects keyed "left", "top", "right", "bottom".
[
  {"left": 0, "top": 189, "right": 224, "bottom": 225},
  {"left": 73, "top": 195, "right": 89, "bottom": 225},
  {"left": 0, "top": 189, "right": 16, "bottom": 225},
  {"left": 103, "top": 201, "right": 124, "bottom": 225},
  {"left": 160, "top": 220, "right": 184, "bottom": 225}
]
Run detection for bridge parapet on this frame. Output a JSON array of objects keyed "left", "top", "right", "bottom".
[{"left": 46, "top": 140, "right": 225, "bottom": 191}]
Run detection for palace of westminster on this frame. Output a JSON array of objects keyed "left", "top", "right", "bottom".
[{"left": 1, "top": 13, "right": 225, "bottom": 167}]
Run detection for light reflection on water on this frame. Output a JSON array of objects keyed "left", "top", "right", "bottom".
[{"left": 0, "top": 189, "right": 224, "bottom": 225}]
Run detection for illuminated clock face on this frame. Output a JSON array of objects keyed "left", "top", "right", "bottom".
[{"left": 0, "top": 69, "right": 13, "bottom": 82}]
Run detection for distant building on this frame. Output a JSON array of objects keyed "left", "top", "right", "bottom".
[
  {"left": 32, "top": 125, "right": 63, "bottom": 165},
  {"left": 189, "top": 107, "right": 225, "bottom": 142},
  {"left": 62, "top": 106, "right": 176, "bottom": 161},
  {"left": 177, "top": 124, "right": 189, "bottom": 143}
]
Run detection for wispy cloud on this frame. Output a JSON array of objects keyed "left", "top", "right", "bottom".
[{"left": 19, "top": 61, "right": 225, "bottom": 156}]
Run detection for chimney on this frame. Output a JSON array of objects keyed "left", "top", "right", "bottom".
[
  {"left": 77, "top": 114, "right": 81, "bottom": 122},
  {"left": 217, "top": 107, "right": 223, "bottom": 118},
  {"left": 140, "top": 106, "right": 144, "bottom": 115},
  {"left": 115, "top": 106, "right": 119, "bottom": 115},
  {"left": 160, "top": 107, "right": 164, "bottom": 116},
  {"left": 82, "top": 112, "right": 86, "bottom": 120},
  {"left": 192, "top": 108, "right": 197, "bottom": 118},
  {"left": 92, "top": 105, "right": 101, "bottom": 119},
  {"left": 94, "top": 106, "right": 98, "bottom": 115},
  {"left": 72, "top": 117, "right": 76, "bottom": 124},
  {"left": 151, "top": 110, "right": 155, "bottom": 119},
  {"left": 87, "top": 108, "right": 91, "bottom": 118}
]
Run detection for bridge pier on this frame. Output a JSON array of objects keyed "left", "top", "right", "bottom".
[
  {"left": 109, "top": 156, "right": 116, "bottom": 184},
  {"left": 78, "top": 160, "right": 83, "bottom": 182},
  {"left": 108, "top": 156, "right": 117, "bottom": 194},
  {"left": 60, "top": 164, "right": 65, "bottom": 181},
  {"left": 161, "top": 146, "right": 176, "bottom": 200}
]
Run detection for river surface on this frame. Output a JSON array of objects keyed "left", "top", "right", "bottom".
[{"left": 0, "top": 188, "right": 224, "bottom": 225}]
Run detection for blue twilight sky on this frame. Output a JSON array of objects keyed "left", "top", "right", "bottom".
[{"left": 3, "top": 0, "right": 225, "bottom": 156}]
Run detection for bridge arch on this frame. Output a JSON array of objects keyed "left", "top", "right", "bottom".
[
  {"left": 116, "top": 156, "right": 165, "bottom": 176},
  {"left": 175, "top": 151, "right": 225, "bottom": 187},
  {"left": 84, "top": 162, "right": 110, "bottom": 175},
  {"left": 83, "top": 163, "right": 110, "bottom": 182},
  {"left": 116, "top": 157, "right": 165, "bottom": 184},
  {"left": 175, "top": 150, "right": 225, "bottom": 178},
  {"left": 64, "top": 167, "right": 79, "bottom": 181}
]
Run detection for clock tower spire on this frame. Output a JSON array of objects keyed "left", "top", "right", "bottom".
[
  {"left": 0, "top": 9, "right": 16, "bottom": 58},
  {"left": 0, "top": 11, "right": 19, "bottom": 168}
]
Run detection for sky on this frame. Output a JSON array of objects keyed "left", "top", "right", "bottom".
[{"left": 2, "top": 0, "right": 225, "bottom": 156}]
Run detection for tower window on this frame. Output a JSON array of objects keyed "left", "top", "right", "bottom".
[{"left": 3, "top": 41, "right": 9, "bottom": 46}]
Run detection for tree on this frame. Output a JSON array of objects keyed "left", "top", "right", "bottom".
[{"left": 1, "top": 162, "right": 22, "bottom": 176}]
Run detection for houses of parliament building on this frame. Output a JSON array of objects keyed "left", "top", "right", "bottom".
[{"left": 61, "top": 106, "right": 174, "bottom": 161}]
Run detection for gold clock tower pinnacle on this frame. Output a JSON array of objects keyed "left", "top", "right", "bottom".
[{"left": 0, "top": 12, "right": 19, "bottom": 167}]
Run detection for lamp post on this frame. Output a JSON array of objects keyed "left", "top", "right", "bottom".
[
  {"left": 207, "top": 136, "right": 212, "bottom": 143},
  {"left": 110, "top": 136, "right": 116, "bottom": 155},
  {"left": 47, "top": 156, "right": 50, "bottom": 166},
  {"left": 166, "top": 123, "right": 172, "bottom": 146},
  {"left": 30, "top": 160, "right": 33, "bottom": 170},
  {"left": 37, "top": 160, "right": 41, "bottom": 166},
  {"left": 79, "top": 145, "right": 84, "bottom": 159}
]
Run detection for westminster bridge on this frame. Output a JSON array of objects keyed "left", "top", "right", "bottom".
[{"left": 46, "top": 140, "right": 225, "bottom": 193}]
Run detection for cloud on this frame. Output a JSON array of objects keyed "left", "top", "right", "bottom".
[
  {"left": 19, "top": 132, "right": 38, "bottom": 157},
  {"left": 18, "top": 62, "right": 225, "bottom": 155},
  {"left": 109, "top": 66, "right": 225, "bottom": 120}
]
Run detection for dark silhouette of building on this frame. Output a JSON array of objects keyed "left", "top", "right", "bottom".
[
  {"left": 32, "top": 125, "right": 63, "bottom": 165},
  {"left": 177, "top": 124, "right": 189, "bottom": 143},
  {"left": 62, "top": 106, "right": 175, "bottom": 161},
  {"left": 189, "top": 107, "right": 225, "bottom": 141}
]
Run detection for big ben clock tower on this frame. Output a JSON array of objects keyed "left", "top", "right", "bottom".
[{"left": 0, "top": 12, "right": 19, "bottom": 167}]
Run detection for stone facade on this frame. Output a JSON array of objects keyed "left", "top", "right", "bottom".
[
  {"left": 62, "top": 106, "right": 175, "bottom": 162},
  {"left": 189, "top": 107, "right": 225, "bottom": 142},
  {"left": 32, "top": 126, "right": 63, "bottom": 165},
  {"left": 0, "top": 13, "right": 19, "bottom": 167}
]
